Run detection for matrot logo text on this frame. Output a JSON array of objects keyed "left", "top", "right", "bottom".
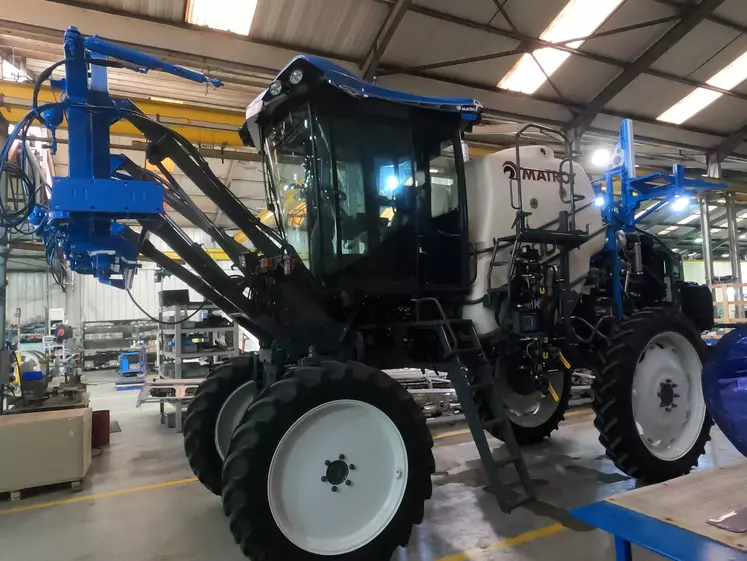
[{"left": 502, "top": 161, "right": 574, "bottom": 184}]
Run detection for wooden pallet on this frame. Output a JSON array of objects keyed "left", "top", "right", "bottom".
[{"left": 0, "top": 479, "right": 83, "bottom": 502}]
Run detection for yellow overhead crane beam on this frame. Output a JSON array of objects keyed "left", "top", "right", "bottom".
[{"left": 0, "top": 80, "right": 247, "bottom": 146}]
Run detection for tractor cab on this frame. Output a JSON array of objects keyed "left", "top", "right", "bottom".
[{"left": 241, "top": 56, "right": 482, "bottom": 295}]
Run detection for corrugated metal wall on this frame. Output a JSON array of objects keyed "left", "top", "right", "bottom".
[
  {"left": 68, "top": 228, "right": 237, "bottom": 325},
  {"left": 72, "top": 261, "right": 235, "bottom": 323},
  {"left": 6, "top": 272, "right": 66, "bottom": 324},
  {"left": 5, "top": 229, "right": 240, "bottom": 327}
]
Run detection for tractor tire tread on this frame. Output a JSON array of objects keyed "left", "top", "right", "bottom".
[
  {"left": 592, "top": 307, "right": 713, "bottom": 481},
  {"left": 222, "top": 360, "right": 434, "bottom": 561},
  {"left": 183, "top": 355, "right": 257, "bottom": 495}
]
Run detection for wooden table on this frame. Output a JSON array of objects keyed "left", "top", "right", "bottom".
[{"left": 572, "top": 462, "right": 747, "bottom": 560}]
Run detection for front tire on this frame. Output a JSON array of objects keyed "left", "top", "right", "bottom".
[
  {"left": 593, "top": 308, "right": 712, "bottom": 481},
  {"left": 222, "top": 361, "right": 434, "bottom": 560},
  {"left": 183, "top": 355, "right": 260, "bottom": 495}
]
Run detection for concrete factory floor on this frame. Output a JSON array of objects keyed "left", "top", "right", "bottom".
[{"left": 0, "top": 370, "right": 743, "bottom": 561}]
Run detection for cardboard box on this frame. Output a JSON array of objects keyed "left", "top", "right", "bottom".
[{"left": 0, "top": 408, "right": 92, "bottom": 493}]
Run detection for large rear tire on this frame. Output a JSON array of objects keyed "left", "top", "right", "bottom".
[
  {"left": 222, "top": 361, "right": 434, "bottom": 560},
  {"left": 183, "top": 355, "right": 260, "bottom": 495},
  {"left": 593, "top": 308, "right": 712, "bottom": 481},
  {"left": 478, "top": 363, "right": 572, "bottom": 445}
]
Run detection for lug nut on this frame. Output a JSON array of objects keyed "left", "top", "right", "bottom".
[
  {"left": 674, "top": 394, "right": 680, "bottom": 398},
  {"left": 331, "top": 486, "right": 338, "bottom": 492},
  {"left": 321, "top": 476, "right": 327, "bottom": 482},
  {"left": 339, "top": 454, "right": 345, "bottom": 460},
  {"left": 325, "top": 460, "right": 331, "bottom": 466},
  {"left": 346, "top": 480, "right": 352, "bottom": 486},
  {"left": 349, "top": 464, "right": 356, "bottom": 470}
]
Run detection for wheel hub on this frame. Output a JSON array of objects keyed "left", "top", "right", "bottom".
[
  {"left": 657, "top": 379, "right": 679, "bottom": 410},
  {"left": 323, "top": 457, "right": 353, "bottom": 488}
]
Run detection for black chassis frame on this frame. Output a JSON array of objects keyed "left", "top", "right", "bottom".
[
  {"left": 120, "top": 109, "right": 482, "bottom": 385},
  {"left": 116, "top": 99, "right": 627, "bottom": 393}
]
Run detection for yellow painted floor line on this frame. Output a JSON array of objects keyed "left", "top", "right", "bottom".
[
  {"left": 433, "top": 409, "right": 593, "bottom": 441},
  {"left": 0, "top": 477, "right": 197, "bottom": 516},
  {"left": 436, "top": 523, "right": 565, "bottom": 561},
  {"left": 434, "top": 428, "right": 473, "bottom": 440}
]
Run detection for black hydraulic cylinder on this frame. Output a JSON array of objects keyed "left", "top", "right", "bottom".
[{"left": 122, "top": 224, "right": 273, "bottom": 344}]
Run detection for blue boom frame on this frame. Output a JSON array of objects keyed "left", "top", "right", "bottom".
[
  {"left": 594, "top": 120, "right": 724, "bottom": 317},
  {"left": 26, "top": 27, "right": 222, "bottom": 289}
]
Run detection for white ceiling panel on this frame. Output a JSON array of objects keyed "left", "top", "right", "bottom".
[
  {"left": 500, "top": 0, "right": 572, "bottom": 39},
  {"left": 383, "top": 11, "right": 519, "bottom": 68},
  {"left": 535, "top": 56, "right": 621, "bottom": 104},
  {"left": 606, "top": 74, "right": 695, "bottom": 117},
  {"left": 715, "top": 0, "right": 747, "bottom": 28},
  {"left": 685, "top": 95, "right": 747, "bottom": 135},
  {"left": 413, "top": 0, "right": 499, "bottom": 25},
  {"left": 579, "top": 0, "right": 676, "bottom": 62},
  {"left": 649, "top": 20, "right": 741, "bottom": 77},
  {"left": 252, "top": 0, "right": 388, "bottom": 59},
  {"left": 429, "top": 55, "right": 522, "bottom": 89}
]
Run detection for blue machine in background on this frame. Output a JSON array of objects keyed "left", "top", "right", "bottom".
[
  {"left": 594, "top": 120, "right": 723, "bottom": 318},
  {"left": 17, "top": 26, "right": 222, "bottom": 289},
  {"left": 119, "top": 342, "right": 147, "bottom": 378},
  {"left": 703, "top": 328, "right": 747, "bottom": 456}
]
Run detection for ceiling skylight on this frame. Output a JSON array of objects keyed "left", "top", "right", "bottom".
[
  {"left": 658, "top": 50, "right": 747, "bottom": 124},
  {"left": 186, "top": 0, "right": 258, "bottom": 35},
  {"left": 498, "top": 0, "right": 625, "bottom": 94}
]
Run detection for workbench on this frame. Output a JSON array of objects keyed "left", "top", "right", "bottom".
[{"left": 573, "top": 462, "right": 747, "bottom": 560}]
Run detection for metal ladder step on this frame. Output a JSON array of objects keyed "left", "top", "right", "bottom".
[{"left": 446, "top": 360, "right": 535, "bottom": 514}]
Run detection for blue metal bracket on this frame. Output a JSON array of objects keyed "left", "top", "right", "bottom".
[
  {"left": 29, "top": 26, "right": 223, "bottom": 289},
  {"left": 594, "top": 119, "right": 726, "bottom": 317}
]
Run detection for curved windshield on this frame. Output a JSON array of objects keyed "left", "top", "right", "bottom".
[
  {"left": 264, "top": 106, "right": 315, "bottom": 263},
  {"left": 263, "top": 101, "right": 468, "bottom": 289}
]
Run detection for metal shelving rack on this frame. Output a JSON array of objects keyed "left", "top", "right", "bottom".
[
  {"left": 81, "top": 319, "right": 159, "bottom": 370},
  {"left": 154, "top": 303, "right": 239, "bottom": 431}
]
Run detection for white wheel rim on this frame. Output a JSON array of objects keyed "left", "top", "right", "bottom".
[
  {"left": 267, "top": 400, "right": 408, "bottom": 556},
  {"left": 501, "top": 370, "right": 565, "bottom": 428},
  {"left": 214, "top": 381, "right": 256, "bottom": 461},
  {"left": 631, "top": 331, "right": 706, "bottom": 461}
]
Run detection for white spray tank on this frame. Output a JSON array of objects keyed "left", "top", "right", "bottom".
[{"left": 462, "top": 146, "right": 606, "bottom": 336}]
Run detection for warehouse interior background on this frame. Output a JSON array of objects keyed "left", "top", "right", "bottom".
[{"left": 3, "top": 1, "right": 747, "bottom": 561}]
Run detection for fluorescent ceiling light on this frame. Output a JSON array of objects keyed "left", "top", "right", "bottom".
[
  {"left": 186, "top": 0, "right": 258, "bottom": 35},
  {"left": 150, "top": 96, "right": 185, "bottom": 104},
  {"left": 498, "top": 0, "right": 624, "bottom": 94},
  {"left": 677, "top": 205, "right": 717, "bottom": 225},
  {"left": 694, "top": 237, "right": 703, "bottom": 243},
  {"left": 678, "top": 212, "right": 700, "bottom": 225},
  {"left": 658, "top": 49, "right": 747, "bottom": 124},
  {"left": 659, "top": 226, "right": 679, "bottom": 234}
]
